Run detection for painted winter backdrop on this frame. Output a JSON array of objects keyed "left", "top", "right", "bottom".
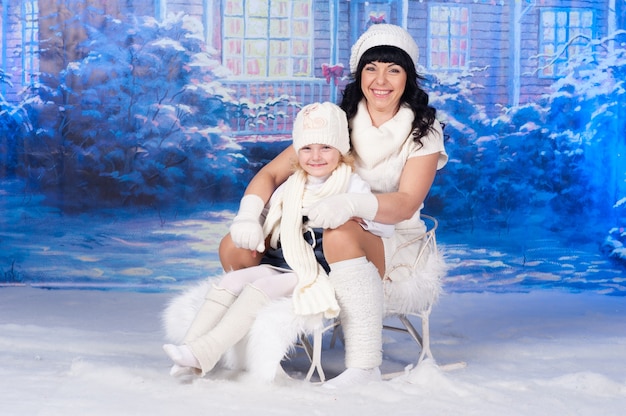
[
  {"left": 1, "top": 10, "right": 624, "bottom": 293},
  {"left": 0, "top": 5, "right": 625, "bottom": 416}
]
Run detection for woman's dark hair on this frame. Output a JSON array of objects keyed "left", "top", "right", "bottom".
[{"left": 340, "top": 45, "right": 437, "bottom": 146}]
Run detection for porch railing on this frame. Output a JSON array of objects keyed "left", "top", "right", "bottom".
[{"left": 221, "top": 79, "right": 331, "bottom": 137}]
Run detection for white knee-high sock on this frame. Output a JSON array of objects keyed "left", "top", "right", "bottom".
[
  {"left": 182, "top": 284, "right": 237, "bottom": 344},
  {"left": 328, "top": 257, "right": 384, "bottom": 370},
  {"left": 186, "top": 284, "right": 270, "bottom": 376}
]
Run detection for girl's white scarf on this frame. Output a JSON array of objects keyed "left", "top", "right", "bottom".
[
  {"left": 350, "top": 100, "right": 415, "bottom": 169},
  {"left": 262, "top": 163, "right": 352, "bottom": 318}
]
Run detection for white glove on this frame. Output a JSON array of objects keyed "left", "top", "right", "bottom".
[
  {"left": 307, "top": 193, "right": 378, "bottom": 229},
  {"left": 229, "top": 194, "right": 266, "bottom": 252}
]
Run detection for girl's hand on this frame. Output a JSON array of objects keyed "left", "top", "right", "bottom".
[{"left": 230, "top": 195, "right": 266, "bottom": 252}]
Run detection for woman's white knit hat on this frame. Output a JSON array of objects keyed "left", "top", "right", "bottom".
[
  {"left": 292, "top": 102, "right": 350, "bottom": 155},
  {"left": 349, "top": 23, "right": 419, "bottom": 74}
]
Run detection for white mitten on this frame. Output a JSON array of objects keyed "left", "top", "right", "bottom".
[
  {"left": 229, "top": 194, "right": 266, "bottom": 252},
  {"left": 307, "top": 193, "right": 378, "bottom": 229}
]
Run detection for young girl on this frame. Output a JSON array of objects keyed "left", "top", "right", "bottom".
[{"left": 163, "top": 102, "right": 392, "bottom": 377}]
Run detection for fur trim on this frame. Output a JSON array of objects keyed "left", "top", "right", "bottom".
[
  {"left": 384, "top": 248, "right": 447, "bottom": 316},
  {"left": 162, "top": 280, "right": 211, "bottom": 345},
  {"left": 245, "top": 298, "right": 325, "bottom": 382}
]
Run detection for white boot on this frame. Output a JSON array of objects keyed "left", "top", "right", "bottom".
[
  {"left": 186, "top": 284, "right": 270, "bottom": 375},
  {"left": 163, "top": 344, "right": 201, "bottom": 371},
  {"left": 323, "top": 367, "right": 382, "bottom": 389},
  {"left": 324, "top": 258, "right": 383, "bottom": 389},
  {"left": 183, "top": 284, "right": 237, "bottom": 343}
]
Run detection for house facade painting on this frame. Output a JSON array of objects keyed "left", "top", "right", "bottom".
[{"left": 3, "top": 1, "right": 625, "bottom": 127}]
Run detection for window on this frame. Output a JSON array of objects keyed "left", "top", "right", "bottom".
[
  {"left": 22, "top": 0, "right": 39, "bottom": 86},
  {"left": 539, "top": 9, "right": 594, "bottom": 78},
  {"left": 222, "top": 0, "right": 312, "bottom": 78},
  {"left": 362, "top": 1, "right": 393, "bottom": 30},
  {"left": 428, "top": 4, "right": 470, "bottom": 71},
  {"left": 349, "top": 0, "right": 403, "bottom": 46}
]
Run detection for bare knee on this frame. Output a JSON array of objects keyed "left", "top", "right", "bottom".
[
  {"left": 323, "top": 223, "right": 360, "bottom": 262},
  {"left": 218, "top": 234, "right": 262, "bottom": 271},
  {"left": 322, "top": 221, "right": 385, "bottom": 276}
]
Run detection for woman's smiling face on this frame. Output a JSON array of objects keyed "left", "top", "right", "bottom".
[{"left": 360, "top": 61, "right": 407, "bottom": 121}]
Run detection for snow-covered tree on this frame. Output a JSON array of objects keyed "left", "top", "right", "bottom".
[{"left": 18, "top": 12, "right": 250, "bottom": 211}]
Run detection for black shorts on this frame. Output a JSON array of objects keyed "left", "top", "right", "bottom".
[{"left": 260, "top": 227, "right": 330, "bottom": 273}]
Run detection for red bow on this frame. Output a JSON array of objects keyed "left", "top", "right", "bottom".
[
  {"left": 322, "top": 63, "right": 344, "bottom": 85},
  {"left": 369, "top": 14, "right": 386, "bottom": 24}
]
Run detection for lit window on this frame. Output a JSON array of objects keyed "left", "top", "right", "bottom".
[
  {"left": 223, "top": 0, "right": 312, "bottom": 78},
  {"left": 22, "top": 0, "right": 40, "bottom": 86},
  {"left": 428, "top": 4, "right": 470, "bottom": 71},
  {"left": 539, "top": 9, "right": 594, "bottom": 78},
  {"left": 350, "top": 0, "right": 403, "bottom": 46}
]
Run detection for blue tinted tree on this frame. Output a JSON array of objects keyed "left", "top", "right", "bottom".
[{"left": 20, "top": 11, "right": 249, "bottom": 211}]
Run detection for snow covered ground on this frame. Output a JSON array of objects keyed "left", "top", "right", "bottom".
[
  {"left": 2, "top": 187, "right": 625, "bottom": 414},
  {"left": 1, "top": 286, "right": 624, "bottom": 416}
]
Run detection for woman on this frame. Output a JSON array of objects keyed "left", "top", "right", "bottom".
[{"left": 219, "top": 24, "right": 448, "bottom": 388}]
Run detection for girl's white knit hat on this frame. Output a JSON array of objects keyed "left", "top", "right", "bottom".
[
  {"left": 349, "top": 23, "right": 419, "bottom": 74},
  {"left": 292, "top": 102, "right": 350, "bottom": 155}
]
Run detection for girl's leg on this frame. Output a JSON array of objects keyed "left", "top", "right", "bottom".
[
  {"left": 251, "top": 272, "right": 298, "bottom": 299},
  {"left": 165, "top": 269, "right": 297, "bottom": 376},
  {"left": 164, "top": 284, "right": 270, "bottom": 376},
  {"left": 182, "top": 266, "right": 282, "bottom": 344},
  {"left": 166, "top": 283, "right": 239, "bottom": 377},
  {"left": 182, "top": 285, "right": 237, "bottom": 344},
  {"left": 218, "top": 265, "right": 284, "bottom": 295}
]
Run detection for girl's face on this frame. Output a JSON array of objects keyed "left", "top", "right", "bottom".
[
  {"left": 297, "top": 144, "right": 341, "bottom": 178},
  {"left": 360, "top": 61, "right": 407, "bottom": 123}
]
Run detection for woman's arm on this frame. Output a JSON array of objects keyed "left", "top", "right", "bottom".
[
  {"left": 305, "top": 152, "right": 440, "bottom": 229},
  {"left": 219, "top": 144, "right": 296, "bottom": 270},
  {"left": 374, "top": 152, "right": 440, "bottom": 224},
  {"left": 242, "top": 144, "right": 296, "bottom": 203}
]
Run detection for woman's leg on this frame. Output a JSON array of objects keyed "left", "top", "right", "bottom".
[
  {"left": 322, "top": 221, "right": 386, "bottom": 388},
  {"left": 322, "top": 220, "right": 385, "bottom": 277},
  {"left": 219, "top": 233, "right": 265, "bottom": 271}
]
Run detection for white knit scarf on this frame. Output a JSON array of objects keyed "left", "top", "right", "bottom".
[
  {"left": 262, "top": 163, "right": 352, "bottom": 318},
  {"left": 350, "top": 100, "right": 415, "bottom": 169}
]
